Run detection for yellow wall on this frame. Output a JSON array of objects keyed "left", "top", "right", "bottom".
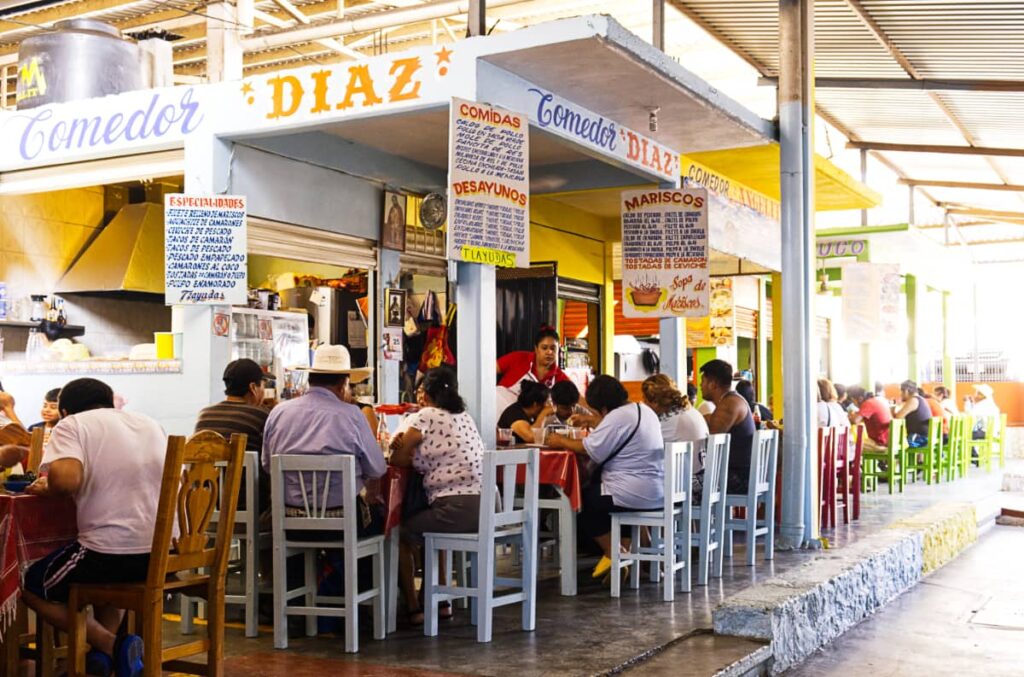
[
  {"left": 248, "top": 254, "right": 352, "bottom": 288},
  {"left": 529, "top": 197, "right": 617, "bottom": 286},
  {"left": 0, "top": 187, "right": 105, "bottom": 298}
]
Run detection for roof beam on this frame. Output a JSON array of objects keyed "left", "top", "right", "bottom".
[
  {"left": 0, "top": 0, "right": 151, "bottom": 35},
  {"left": 943, "top": 207, "right": 1024, "bottom": 221},
  {"left": 950, "top": 237, "right": 1024, "bottom": 247},
  {"left": 900, "top": 179, "right": 1024, "bottom": 193},
  {"left": 917, "top": 220, "right": 1011, "bottom": 230},
  {"left": 847, "top": 142, "right": 1024, "bottom": 159},
  {"left": 758, "top": 76, "right": 1024, "bottom": 93}
]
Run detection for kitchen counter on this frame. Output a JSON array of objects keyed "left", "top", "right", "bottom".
[{"left": 0, "top": 360, "right": 182, "bottom": 375}]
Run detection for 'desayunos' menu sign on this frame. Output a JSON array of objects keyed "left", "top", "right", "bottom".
[
  {"left": 164, "top": 195, "right": 247, "bottom": 305},
  {"left": 447, "top": 97, "right": 529, "bottom": 268},
  {"left": 621, "top": 188, "right": 709, "bottom": 319}
]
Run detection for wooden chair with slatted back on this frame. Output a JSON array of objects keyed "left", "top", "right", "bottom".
[
  {"left": 25, "top": 426, "right": 45, "bottom": 474},
  {"left": 66, "top": 430, "right": 246, "bottom": 676}
]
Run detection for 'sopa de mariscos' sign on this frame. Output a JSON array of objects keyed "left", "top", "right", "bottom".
[{"left": 0, "top": 86, "right": 205, "bottom": 171}]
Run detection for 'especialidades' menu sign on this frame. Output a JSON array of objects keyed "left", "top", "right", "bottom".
[
  {"left": 164, "top": 194, "right": 247, "bottom": 306},
  {"left": 621, "top": 188, "right": 709, "bottom": 319},
  {"left": 447, "top": 97, "right": 530, "bottom": 268}
]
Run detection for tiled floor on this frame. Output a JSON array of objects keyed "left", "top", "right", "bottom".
[{"left": 160, "top": 463, "right": 1012, "bottom": 677}]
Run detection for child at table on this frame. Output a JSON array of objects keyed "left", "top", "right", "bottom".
[{"left": 27, "top": 388, "right": 61, "bottom": 446}]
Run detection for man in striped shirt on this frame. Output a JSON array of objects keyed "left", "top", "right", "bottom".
[{"left": 195, "top": 358, "right": 271, "bottom": 510}]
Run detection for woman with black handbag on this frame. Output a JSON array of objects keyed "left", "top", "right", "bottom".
[
  {"left": 389, "top": 367, "right": 483, "bottom": 624},
  {"left": 547, "top": 375, "right": 664, "bottom": 581}
]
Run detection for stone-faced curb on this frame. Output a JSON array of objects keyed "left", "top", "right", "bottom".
[{"left": 712, "top": 502, "right": 977, "bottom": 674}]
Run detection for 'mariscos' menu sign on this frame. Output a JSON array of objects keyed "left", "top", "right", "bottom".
[{"left": 0, "top": 85, "right": 207, "bottom": 171}]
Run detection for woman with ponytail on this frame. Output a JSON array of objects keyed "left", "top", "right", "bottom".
[
  {"left": 389, "top": 367, "right": 484, "bottom": 623},
  {"left": 497, "top": 325, "right": 570, "bottom": 392}
]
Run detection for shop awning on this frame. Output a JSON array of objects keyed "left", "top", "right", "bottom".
[{"left": 686, "top": 145, "right": 882, "bottom": 212}]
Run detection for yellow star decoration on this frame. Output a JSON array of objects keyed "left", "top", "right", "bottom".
[
  {"left": 240, "top": 82, "right": 254, "bottom": 96},
  {"left": 435, "top": 46, "right": 453, "bottom": 65}
]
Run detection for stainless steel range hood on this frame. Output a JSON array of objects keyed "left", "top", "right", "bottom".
[{"left": 57, "top": 202, "right": 165, "bottom": 295}]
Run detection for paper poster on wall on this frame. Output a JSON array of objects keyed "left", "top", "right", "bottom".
[
  {"left": 383, "top": 327, "right": 403, "bottom": 361},
  {"left": 165, "top": 194, "right": 247, "bottom": 305},
  {"left": 842, "top": 262, "right": 901, "bottom": 342},
  {"left": 447, "top": 97, "right": 529, "bottom": 268},
  {"left": 708, "top": 278, "right": 735, "bottom": 346},
  {"left": 686, "top": 316, "right": 712, "bottom": 348},
  {"left": 621, "top": 188, "right": 709, "bottom": 319}
]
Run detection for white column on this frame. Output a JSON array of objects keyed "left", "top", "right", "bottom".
[
  {"left": 659, "top": 318, "right": 686, "bottom": 387},
  {"left": 778, "top": 0, "right": 816, "bottom": 549},
  {"left": 456, "top": 262, "right": 496, "bottom": 447},
  {"left": 206, "top": 1, "right": 244, "bottom": 82}
]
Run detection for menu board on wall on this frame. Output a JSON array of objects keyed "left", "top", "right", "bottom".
[
  {"left": 164, "top": 194, "right": 247, "bottom": 305},
  {"left": 620, "top": 188, "right": 709, "bottom": 319},
  {"left": 447, "top": 97, "right": 529, "bottom": 268},
  {"left": 842, "top": 262, "right": 901, "bottom": 342}
]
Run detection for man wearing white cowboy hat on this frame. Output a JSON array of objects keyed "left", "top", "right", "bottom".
[
  {"left": 263, "top": 344, "right": 384, "bottom": 519},
  {"left": 969, "top": 383, "right": 1000, "bottom": 441}
]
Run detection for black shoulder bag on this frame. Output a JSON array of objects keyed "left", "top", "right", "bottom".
[{"left": 581, "top": 403, "right": 643, "bottom": 489}]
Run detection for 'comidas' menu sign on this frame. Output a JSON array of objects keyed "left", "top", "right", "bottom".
[
  {"left": 165, "top": 195, "right": 247, "bottom": 305},
  {"left": 621, "top": 188, "right": 709, "bottom": 319},
  {"left": 447, "top": 97, "right": 529, "bottom": 268}
]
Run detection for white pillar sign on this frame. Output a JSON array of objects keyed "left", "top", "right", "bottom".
[
  {"left": 164, "top": 194, "right": 248, "bottom": 305},
  {"left": 621, "top": 188, "right": 709, "bottom": 318},
  {"left": 447, "top": 97, "right": 529, "bottom": 268}
]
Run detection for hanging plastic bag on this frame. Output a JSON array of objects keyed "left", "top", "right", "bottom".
[{"left": 419, "top": 304, "right": 456, "bottom": 373}]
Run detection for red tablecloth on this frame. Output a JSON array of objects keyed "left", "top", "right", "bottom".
[
  {"left": 0, "top": 494, "right": 77, "bottom": 637},
  {"left": 517, "top": 450, "right": 582, "bottom": 511},
  {"left": 380, "top": 466, "right": 409, "bottom": 537}
]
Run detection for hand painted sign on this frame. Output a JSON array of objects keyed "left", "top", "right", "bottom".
[
  {"left": 477, "top": 67, "right": 680, "bottom": 185},
  {"left": 817, "top": 238, "right": 867, "bottom": 259},
  {"left": 621, "top": 188, "right": 709, "bottom": 318},
  {"left": 235, "top": 45, "right": 459, "bottom": 131},
  {"left": 447, "top": 97, "right": 530, "bottom": 268},
  {"left": 165, "top": 194, "right": 247, "bottom": 305},
  {"left": 0, "top": 85, "right": 206, "bottom": 171}
]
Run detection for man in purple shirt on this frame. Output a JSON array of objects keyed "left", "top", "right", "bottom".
[{"left": 263, "top": 345, "right": 386, "bottom": 521}]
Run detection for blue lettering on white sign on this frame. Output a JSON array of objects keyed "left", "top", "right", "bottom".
[
  {"left": 12, "top": 87, "right": 204, "bottom": 162},
  {"left": 527, "top": 87, "right": 617, "bottom": 152}
]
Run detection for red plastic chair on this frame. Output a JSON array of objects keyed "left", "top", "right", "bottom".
[
  {"left": 849, "top": 426, "right": 865, "bottom": 521},
  {"left": 833, "top": 427, "right": 851, "bottom": 525},
  {"left": 817, "top": 427, "right": 837, "bottom": 530}
]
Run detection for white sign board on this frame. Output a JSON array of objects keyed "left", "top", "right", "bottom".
[
  {"left": 842, "top": 262, "right": 901, "bottom": 342},
  {"left": 447, "top": 97, "right": 530, "bottom": 268},
  {"left": 164, "top": 194, "right": 248, "bottom": 305},
  {"left": 621, "top": 189, "right": 710, "bottom": 318}
]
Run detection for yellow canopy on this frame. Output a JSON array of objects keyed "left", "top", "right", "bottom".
[{"left": 687, "top": 144, "right": 881, "bottom": 211}]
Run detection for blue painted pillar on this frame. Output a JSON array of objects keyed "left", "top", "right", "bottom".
[
  {"left": 456, "top": 261, "right": 497, "bottom": 448},
  {"left": 378, "top": 248, "right": 401, "bottom": 405}
]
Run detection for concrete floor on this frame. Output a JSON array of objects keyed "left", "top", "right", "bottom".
[
  {"left": 156, "top": 463, "right": 1013, "bottom": 677},
  {"left": 788, "top": 524, "right": 1024, "bottom": 677}
]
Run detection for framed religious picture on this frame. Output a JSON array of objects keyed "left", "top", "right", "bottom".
[
  {"left": 381, "top": 191, "right": 407, "bottom": 252},
  {"left": 385, "top": 288, "right": 406, "bottom": 328}
]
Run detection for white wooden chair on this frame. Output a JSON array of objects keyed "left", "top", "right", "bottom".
[
  {"left": 423, "top": 448, "right": 540, "bottom": 643},
  {"left": 270, "top": 454, "right": 385, "bottom": 652},
  {"left": 512, "top": 486, "right": 577, "bottom": 596},
  {"left": 181, "top": 450, "right": 265, "bottom": 638},
  {"left": 609, "top": 442, "right": 693, "bottom": 601},
  {"left": 691, "top": 434, "right": 730, "bottom": 586},
  {"left": 724, "top": 430, "right": 779, "bottom": 565}
]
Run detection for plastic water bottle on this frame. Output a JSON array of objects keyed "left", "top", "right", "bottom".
[
  {"left": 0, "top": 281, "right": 6, "bottom": 320},
  {"left": 377, "top": 415, "right": 390, "bottom": 457}
]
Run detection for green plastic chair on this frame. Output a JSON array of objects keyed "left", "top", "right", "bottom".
[
  {"left": 862, "top": 419, "right": 905, "bottom": 494},
  {"left": 991, "top": 413, "right": 1008, "bottom": 470},
  {"left": 974, "top": 415, "right": 997, "bottom": 472},
  {"left": 922, "top": 417, "right": 943, "bottom": 484},
  {"left": 953, "top": 414, "right": 974, "bottom": 479}
]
